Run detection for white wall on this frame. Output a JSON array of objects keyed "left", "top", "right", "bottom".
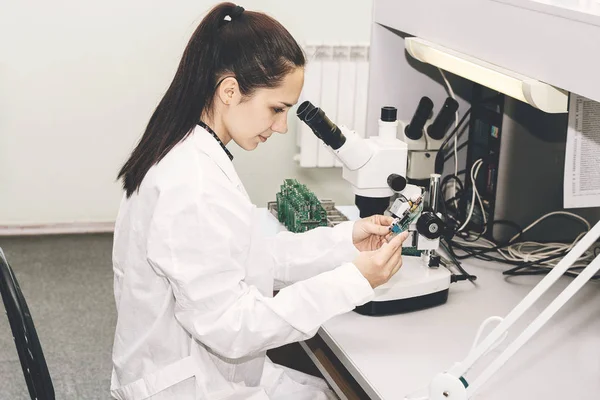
[{"left": 0, "top": 0, "right": 373, "bottom": 226}]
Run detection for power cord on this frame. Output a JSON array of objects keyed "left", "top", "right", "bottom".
[
  {"left": 434, "top": 108, "right": 472, "bottom": 174},
  {"left": 431, "top": 92, "right": 598, "bottom": 280},
  {"left": 444, "top": 141, "right": 468, "bottom": 162},
  {"left": 507, "top": 211, "right": 590, "bottom": 243},
  {"left": 438, "top": 68, "right": 460, "bottom": 210},
  {"left": 440, "top": 238, "right": 477, "bottom": 284},
  {"left": 457, "top": 159, "right": 486, "bottom": 233},
  {"left": 450, "top": 221, "right": 600, "bottom": 280},
  {"left": 437, "top": 157, "right": 594, "bottom": 278}
]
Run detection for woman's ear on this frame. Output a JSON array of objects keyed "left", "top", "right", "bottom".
[{"left": 217, "top": 76, "right": 240, "bottom": 106}]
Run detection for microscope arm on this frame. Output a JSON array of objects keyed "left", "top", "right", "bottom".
[
  {"left": 296, "top": 100, "right": 372, "bottom": 170},
  {"left": 330, "top": 125, "right": 373, "bottom": 171},
  {"left": 428, "top": 220, "right": 600, "bottom": 400}
]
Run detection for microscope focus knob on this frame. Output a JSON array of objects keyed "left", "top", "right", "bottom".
[
  {"left": 387, "top": 174, "right": 407, "bottom": 192},
  {"left": 416, "top": 212, "right": 444, "bottom": 239}
]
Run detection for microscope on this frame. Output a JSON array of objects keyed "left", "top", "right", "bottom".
[{"left": 297, "top": 101, "right": 457, "bottom": 315}]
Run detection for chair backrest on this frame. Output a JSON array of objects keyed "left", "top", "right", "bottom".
[{"left": 0, "top": 247, "right": 55, "bottom": 400}]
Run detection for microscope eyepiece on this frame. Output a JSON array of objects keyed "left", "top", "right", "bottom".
[
  {"left": 296, "top": 101, "right": 316, "bottom": 121},
  {"left": 380, "top": 106, "right": 397, "bottom": 122},
  {"left": 405, "top": 96, "right": 433, "bottom": 140},
  {"left": 427, "top": 97, "right": 459, "bottom": 140},
  {"left": 296, "top": 100, "right": 346, "bottom": 150}
]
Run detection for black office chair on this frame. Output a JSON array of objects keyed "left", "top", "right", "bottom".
[{"left": 0, "top": 247, "right": 55, "bottom": 400}]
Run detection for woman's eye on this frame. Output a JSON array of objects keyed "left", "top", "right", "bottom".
[{"left": 273, "top": 108, "right": 284, "bottom": 114}]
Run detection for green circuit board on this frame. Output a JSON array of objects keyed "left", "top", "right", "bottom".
[
  {"left": 401, "top": 246, "right": 421, "bottom": 257},
  {"left": 275, "top": 179, "right": 328, "bottom": 233},
  {"left": 273, "top": 179, "right": 423, "bottom": 257},
  {"left": 390, "top": 202, "right": 423, "bottom": 236}
]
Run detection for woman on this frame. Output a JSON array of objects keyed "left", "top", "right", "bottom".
[{"left": 111, "top": 3, "right": 408, "bottom": 399}]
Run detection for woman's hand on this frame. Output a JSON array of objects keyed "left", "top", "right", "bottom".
[
  {"left": 353, "top": 231, "right": 410, "bottom": 288},
  {"left": 352, "top": 214, "right": 396, "bottom": 252}
]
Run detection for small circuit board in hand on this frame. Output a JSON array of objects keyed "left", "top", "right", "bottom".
[
  {"left": 276, "top": 179, "right": 328, "bottom": 233},
  {"left": 390, "top": 195, "right": 424, "bottom": 236}
]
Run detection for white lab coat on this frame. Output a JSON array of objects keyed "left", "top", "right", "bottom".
[{"left": 110, "top": 125, "right": 375, "bottom": 400}]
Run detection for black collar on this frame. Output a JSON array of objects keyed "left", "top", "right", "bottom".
[{"left": 197, "top": 121, "right": 234, "bottom": 161}]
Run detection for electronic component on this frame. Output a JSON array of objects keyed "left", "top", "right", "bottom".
[
  {"left": 268, "top": 199, "right": 349, "bottom": 227},
  {"left": 271, "top": 180, "right": 423, "bottom": 256},
  {"left": 388, "top": 193, "right": 426, "bottom": 258},
  {"left": 465, "top": 85, "right": 600, "bottom": 242},
  {"left": 275, "top": 179, "right": 328, "bottom": 233},
  {"left": 401, "top": 247, "right": 422, "bottom": 257},
  {"left": 389, "top": 194, "right": 424, "bottom": 236}
]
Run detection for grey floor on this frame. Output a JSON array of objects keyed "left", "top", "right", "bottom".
[{"left": 0, "top": 233, "right": 116, "bottom": 400}]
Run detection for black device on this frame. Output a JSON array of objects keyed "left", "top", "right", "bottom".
[
  {"left": 463, "top": 85, "right": 504, "bottom": 237},
  {"left": 465, "top": 85, "right": 600, "bottom": 242}
]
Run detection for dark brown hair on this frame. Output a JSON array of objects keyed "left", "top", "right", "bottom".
[{"left": 118, "top": 2, "right": 305, "bottom": 197}]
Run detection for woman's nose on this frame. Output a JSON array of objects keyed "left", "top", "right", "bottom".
[{"left": 272, "top": 115, "right": 288, "bottom": 134}]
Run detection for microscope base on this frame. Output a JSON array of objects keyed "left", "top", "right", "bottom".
[{"left": 354, "top": 257, "right": 452, "bottom": 316}]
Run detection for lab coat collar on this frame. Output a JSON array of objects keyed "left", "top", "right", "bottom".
[{"left": 190, "top": 125, "right": 246, "bottom": 194}]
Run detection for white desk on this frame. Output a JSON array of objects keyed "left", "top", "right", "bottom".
[{"left": 260, "top": 207, "right": 600, "bottom": 400}]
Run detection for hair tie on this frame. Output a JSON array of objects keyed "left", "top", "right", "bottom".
[{"left": 230, "top": 5, "right": 245, "bottom": 20}]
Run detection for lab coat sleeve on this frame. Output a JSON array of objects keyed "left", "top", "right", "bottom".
[
  {"left": 146, "top": 182, "right": 374, "bottom": 360},
  {"left": 267, "top": 222, "right": 361, "bottom": 288}
]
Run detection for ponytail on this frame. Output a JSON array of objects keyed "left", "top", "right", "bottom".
[{"left": 118, "top": 2, "right": 304, "bottom": 197}]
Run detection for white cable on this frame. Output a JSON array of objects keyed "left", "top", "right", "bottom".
[
  {"left": 469, "top": 316, "right": 508, "bottom": 358},
  {"left": 509, "top": 211, "right": 591, "bottom": 243},
  {"left": 457, "top": 159, "right": 483, "bottom": 232},
  {"left": 453, "top": 136, "right": 459, "bottom": 209},
  {"left": 499, "top": 212, "right": 592, "bottom": 272},
  {"left": 438, "top": 68, "right": 460, "bottom": 209},
  {"left": 474, "top": 172, "right": 487, "bottom": 234},
  {"left": 501, "top": 233, "right": 593, "bottom": 268},
  {"left": 454, "top": 238, "right": 594, "bottom": 271},
  {"left": 438, "top": 69, "right": 488, "bottom": 237},
  {"left": 453, "top": 212, "right": 594, "bottom": 272},
  {"left": 457, "top": 159, "right": 482, "bottom": 232},
  {"left": 404, "top": 308, "right": 507, "bottom": 400}
]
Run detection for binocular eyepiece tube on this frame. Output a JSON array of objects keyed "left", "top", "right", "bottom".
[{"left": 297, "top": 101, "right": 346, "bottom": 150}]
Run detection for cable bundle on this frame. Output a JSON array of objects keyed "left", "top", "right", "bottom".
[{"left": 434, "top": 75, "right": 598, "bottom": 280}]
